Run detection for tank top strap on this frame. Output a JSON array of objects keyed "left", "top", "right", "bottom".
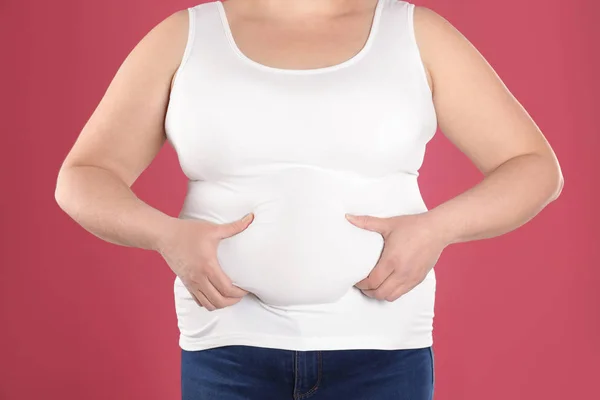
[
  {"left": 374, "top": 0, "right": 416, "bottom": 53},
  {"left": 176, "top": 0, "right": 424, "bottom": 79},
  {"left": 368, "top": 1, "right": 427, "bottom": 74},
  {"left": 187, "top": 1, "right": 231, "bottom": 61},
  {"left": 370, "top": 0, "right": 433, "bottom": 101}
]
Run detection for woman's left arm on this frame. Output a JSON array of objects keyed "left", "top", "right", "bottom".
[
  {"left": 348, "top": 6, "right": 564, "bottom": 300},
  {"left": 414, "top": 5, "right": 564, "bottom": 245}
]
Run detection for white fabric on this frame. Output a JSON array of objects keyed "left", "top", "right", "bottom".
[{"left": 165, "top": 0, "right": 438, "bottom": 351}]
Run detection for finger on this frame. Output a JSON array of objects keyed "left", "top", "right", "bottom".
[
  {"left": 345, "top": 214, "right": 391, "bottom": 236},
  {"left": 361, "top": 270, "right": 402, "bottom": 301},
  {"left": 216, "top": 213, "right": 254, "bottom": 239},
  {"left": 386, "top": 282, "right": 416, "bottom": 302},
  {"left": 207, "top": 264, "right": 249, "bottom": 298},
  {"left": 191, "top": 286, "right": 216, "bottom": 311},
  {"left": 197, "top": 278, "right": 243, "bottom": 309},
  {"left": 354, "top": 257, "right": 395, "bottom": 290}
]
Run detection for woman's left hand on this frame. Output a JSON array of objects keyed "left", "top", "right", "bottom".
[{"left": 345, "top": 212, "right": 449, "bottom": 301}]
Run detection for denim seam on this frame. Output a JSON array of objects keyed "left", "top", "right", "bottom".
[
  {"left": 294, "top": 351, "right": 322, "bottom": 399},
  {"left": 293, "top": 351, "right": 299, "bottom": 398},
  {"left": 429, "top": 346, "right": 435, "bottom": 389}
]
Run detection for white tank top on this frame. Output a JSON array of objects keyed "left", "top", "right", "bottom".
[{"left": 165, "top": 0, "right": 438, "bottom": 351}]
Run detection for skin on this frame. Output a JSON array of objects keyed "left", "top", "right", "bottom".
[
  {"left": 347, "top": 5, "right": 563, "bottom": 301},
  {"left": 55, "top": 0, "right": 563, "bottom": 310}
]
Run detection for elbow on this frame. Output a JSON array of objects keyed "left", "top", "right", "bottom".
[
  {"left": 54, "top": 171, "right": 67, "bottom": 211},
  {"left": 533, "top": 150, "right": 564, "bottom": 202},
  {"left": 553, "top": 172, "right": 564, "bottom": 200},
  {"left": 547, "top": 160, "right": 564, "bottom": 201},
  {"left": 54, "top": 188, "right": 67, "bottom": 213},
  {"left": 54, "top": 167, "right": 74, "bottom": 213}
]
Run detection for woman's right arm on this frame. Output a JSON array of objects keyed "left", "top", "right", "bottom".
[
  {"left": 54, "top": 8, "right": 252, "bottom": 310},
  {"left": 54, "top": 9, "right": 190, "bottom": 252}
]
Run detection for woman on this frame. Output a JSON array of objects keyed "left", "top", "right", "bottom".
[{"left": 55, "top": 0, "right": 564, "bottom": 398}]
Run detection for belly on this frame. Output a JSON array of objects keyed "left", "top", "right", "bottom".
[{"left": 179, "top": 166, "right": 428, "bottom": 307}]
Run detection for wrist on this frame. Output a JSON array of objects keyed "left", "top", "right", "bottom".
[
  {"left": 149, "top": 214, "right": 180, "bottom": 254},
  {"left": 420, "top": 206, "right": 460, "bottom": 247}
]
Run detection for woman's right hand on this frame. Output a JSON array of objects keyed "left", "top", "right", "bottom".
[{"left": 157, "top": 213, "right": 255, "bottom": 311}]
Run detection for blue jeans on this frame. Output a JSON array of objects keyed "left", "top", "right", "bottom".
[{"left": 181, "top": 345, "right": 435, "bottom": 399}]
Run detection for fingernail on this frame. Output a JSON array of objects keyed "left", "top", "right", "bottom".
[
  {"left": 242, "top": 213, "right": 253, "bottom": 223},
  {"left": 345, "top": 213, "right": 355, "bottom": 221}
]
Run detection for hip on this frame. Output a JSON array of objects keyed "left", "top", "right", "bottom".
[
  {"left": 181, "top": 344, "right": 435, "bottom": 400},
  {"left": 174, "top": 278, "right": 436, "bottom": 351}
]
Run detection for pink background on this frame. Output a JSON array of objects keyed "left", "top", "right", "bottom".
[{"left": 1, "top": 0, "right": 598, "bottom": 399}]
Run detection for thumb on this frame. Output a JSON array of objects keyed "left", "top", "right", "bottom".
[
  {"left": 217, "top": 212, "right": 254, "bottom": 239},
  {"left": 345, "top": 213, "right": 391, "bottom": 236}
]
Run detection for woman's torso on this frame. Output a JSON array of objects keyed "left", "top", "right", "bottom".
[{"left": 165, "top": 0, "right": 438, "bottom": 351}]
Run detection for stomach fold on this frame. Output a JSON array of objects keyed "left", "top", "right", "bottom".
[{"left": 179, "top": 167, "right": 428, "bottom": 307}]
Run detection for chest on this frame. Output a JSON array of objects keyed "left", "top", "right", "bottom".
[
  {"left": 219, "top": 2, "right": 380, "bottom": 71},
  {"left": 167, "top": 69, "right": 431, "bottom": 182},
  {"left": 164, "top": 1, "right": 437, "bottom": 181}
]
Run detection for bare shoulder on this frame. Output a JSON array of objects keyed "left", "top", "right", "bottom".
[
  {"left": 130, "top": 8, "right": 191, "bottom": 92},
  {"left": 411, "top": 4, "right": 556, "bottom": 176},
  {"left": 410, "top": 5, "right": 474, "bottom": 96},
  {"left": 59, "top": 7, "right": 192, "bottom": 187},
  {"left": 152, "top": 8, "right": 192, "bottom": 91}
]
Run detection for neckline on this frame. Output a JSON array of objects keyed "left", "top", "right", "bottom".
[{"left": 216, "top": 0, "right": 385, "bottom": 75}]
